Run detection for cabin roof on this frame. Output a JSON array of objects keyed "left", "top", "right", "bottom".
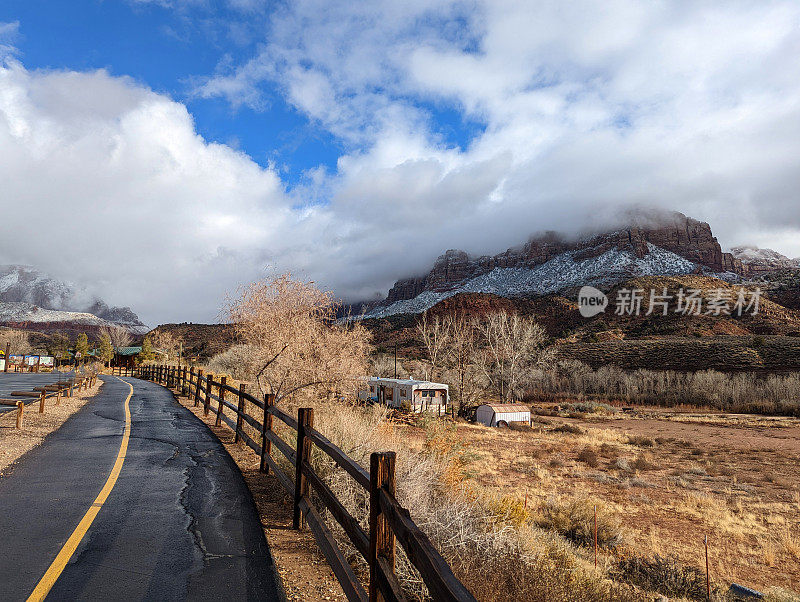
[
  {"left": 478, "top": 403, "right": 531, "bottom": 413},
  {"left": 115, "top": 346, "right": 143, "bottom": 356},
  {"left": 366, "top": 377, "right": 448, "bottom": 388}
]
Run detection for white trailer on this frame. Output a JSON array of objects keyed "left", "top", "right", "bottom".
[
  {"left": 359, "top": 377, "right": 449, "bottom": 414},
  {"left": 475, "top": 403, "right": 531, "bottom": 427}
]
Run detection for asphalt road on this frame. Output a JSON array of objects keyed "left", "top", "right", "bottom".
[
  {"left": 0, "top": 372, "right": 75, "bottom": 413},
  {"left": 0, "top": 376, "right": 285, "bottom": 601}
]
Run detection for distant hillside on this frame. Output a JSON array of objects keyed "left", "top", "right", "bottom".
[
  {"left": 355, "top": 210, "right": 749, "bottom": 319},
  {"left": 556, "top": 336, "right": 800, "bottom": 372},
  {"left": 148, "top": 323, "right": 236, "bottom": 360},
  {"left": 0, "top": 265, "right": 147, "bottom": 333},
  {"left": 361, "top": 273, "right": 800, "bottom": 372},
  {"left": 730, "top": 246, "right": 800, "bottom": 276}
]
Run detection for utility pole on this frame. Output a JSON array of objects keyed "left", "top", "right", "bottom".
[{"left": 394, "top": 344, "right": 397, "bottom": 379}]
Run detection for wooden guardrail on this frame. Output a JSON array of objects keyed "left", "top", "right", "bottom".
[
  {"left": 135, "top": 363, "right": 476, "bottom": 602},
  {"left": 0, "top": 373, "right": 96, "bottom": 429}
]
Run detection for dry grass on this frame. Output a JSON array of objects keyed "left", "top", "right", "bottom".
[
  {"left": 421, "top": 412, "right": 800, "bottom": 596},
  {"left": 167, "top": 368, "right": 800, "bottom": 599}
]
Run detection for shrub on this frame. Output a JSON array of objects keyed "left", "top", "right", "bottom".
[
  {"left": 564, "top": 401, "right": 618, "bottom": 415},
  {"left": 553, "top": 423, "right": 584, "bottom": 435},
  {"left": 611, "top": 554, "right": 708, "bottom": 600},
  {"left": 627, "top": 435, "right": 655, "bottom": 448},
  {"left": 614, "top": 458, "right": 631, "bottom": 472},
  {"left": 538, "top": 497, "right": 622, "bottom": 548},
  {"left": 577, "top": 447, "right": 599, "bottom": 468},
  {"left": 631, "top": 453, "right": 657, "bottom": 471}
]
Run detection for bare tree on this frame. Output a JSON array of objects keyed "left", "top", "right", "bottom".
[
  {"left": 150, "top": 329, "right": 179, "bottom": 361},
  {"left": 441, "top": 313, "right": 483, "bottom": 414},
  {"left": 2, "top": 329, "right": 32, "bottom": 355},
  {"left": 417, "top": 310, "right": 451, "bottom": 381},
  {"left": 225, "top": 274, "right": 370, "bottom": 403},
  {"left": 370, "top": 353, "right": 409, "bottom": 379},
  {"left": 477, "top": 311, "right": 551, "bottom": 401},
  {"left": 100, "top": 325, "right": 133, "bottom": 350}
]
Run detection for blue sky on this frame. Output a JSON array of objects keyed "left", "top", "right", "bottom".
[
  {"left": 0, "top": 0, "right": 488, "bottom": 187},
  {"left": 0, "top": 0, "right": 346, "bottom": 185},
  {"left": 1, "top": 1, "right": 800, "bottom": 324}
]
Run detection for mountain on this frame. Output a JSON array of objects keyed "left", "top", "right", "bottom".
[
  {"left": 358, "top": 211, "right": 746, "bottom": 319},
  {"left": 729, "top": 246, "right": 800, "bottom": 276},
  {"left": 0, "top": 265, "right": 147, "bottom": 333}
]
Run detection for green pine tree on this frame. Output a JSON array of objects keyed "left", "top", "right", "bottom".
[
  {"left": 99, "top": 332, "right": 114, "bottom": 367},
  {"left": 75, "top": 333, "right": 90, "bottom": 366},
  {"left": 140, "top": 335, "right": 155, "bottom": 363}
]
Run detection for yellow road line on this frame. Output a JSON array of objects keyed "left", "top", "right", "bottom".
[{"left": 26, "top": 377, "right": 133, "bottom": 602}]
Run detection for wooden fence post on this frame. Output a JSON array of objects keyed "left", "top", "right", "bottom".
[
  {"left": 215, "top": 376, "right": 226, "bottom": 427},
  {"left": 293, "top": 407, "right": 314, "bottom": 530},
  {"left": 16, "top": 401, "right": 23, "bottom": 429},
  {"left": 235, "top": 383, "right": 246, "bottom": 444},
  {"left": 369, "top": 451, "right": 397, "bottom": 602},
  {"left": 260, "top": 394, "right": 275, "bottom": 474},
  {"left": 38, "top": 391, "right": 46, "bottom": 414},
  {"left": 3, "top": 342, "right": 9, "bottom": 373},
  {"left": 194, "top": 369, "right": 203, "bottom": 407},
  {"left": 204, "top": 373, "right": 213, "bottom": 417},
  {"left": 56, "top": 387, "right": 62, "bottom": 407}
]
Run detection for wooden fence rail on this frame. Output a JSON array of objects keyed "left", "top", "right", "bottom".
[
  {"left": 1, "top": 373, "right": 96, "bottom": 429},
  {"left": 134, "top": 363, "right": 476, "bottom": 602}
]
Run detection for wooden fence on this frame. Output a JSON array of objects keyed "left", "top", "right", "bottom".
[
  {"left": 0, "top": 374, "right": 95, "bottom": 429},
  {"left": 132, "top": 364, "right": 476, "bottom": 602}
]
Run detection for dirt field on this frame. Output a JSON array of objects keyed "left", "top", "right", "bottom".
[{"left": 400, "top": 408, "right": 800, "bottom": 595}]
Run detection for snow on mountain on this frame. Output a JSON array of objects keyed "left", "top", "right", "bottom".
[
  {"left": 729, "top": 246, "right": 800, "bottom": 275},
  {"left": 0, "top": 302, "right": 118, "bottom": 328},
  {"left": 361, "top": 243, "right": 713, "bottom": 319},
  {"left": 0, "top": 265, "right": 147, "bottom": 333}
]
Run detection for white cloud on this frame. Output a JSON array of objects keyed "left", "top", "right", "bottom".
[
  {"left": 0, "top": 60, "right": 307, "bottom": 324},
  {"left": 197, "top": 0, "right": 800, "bottom": 259},
  {"left": 4, "top": 2, "right": 800, "bottom": 325}
]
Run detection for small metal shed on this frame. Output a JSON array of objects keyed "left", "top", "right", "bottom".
[{"left": 475, "top": 403, "right": 531, "bottom": 427}]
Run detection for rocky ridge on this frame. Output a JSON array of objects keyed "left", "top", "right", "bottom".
[
  {"left": 358, "top": 212, "right": 745, "bottom": 318},
  {"left": 0, "top": 265, "right": 147, "bottom": 333},
  {"left": 730, "top": 246, "right": 800, "bottom": 276}
]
